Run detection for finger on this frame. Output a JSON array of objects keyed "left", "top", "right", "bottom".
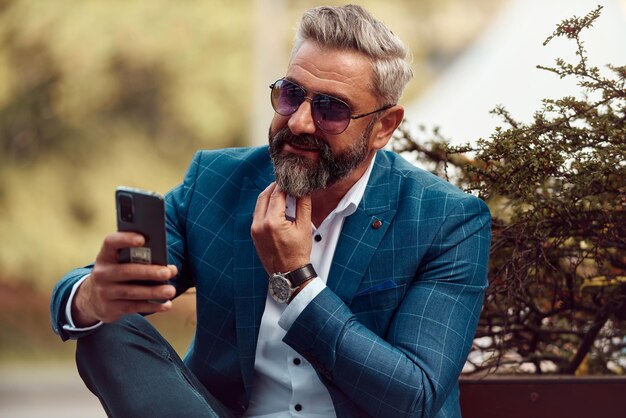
[
  {"left": 97, "top": 232, "right": 145, "bottom": 263},
  {"left": 266, "top": 183, "right": 288, "bottom": 220},
  {"left": 104, "top": 299, "right": 173, "bottom": 322},
  {"left": 92, "top": 262, "right": 175, "bottom": 285},
  {"left": 252, "top": 182, "right": 277, "bottom": 226},
  {"left": 167, "top": 264, "right": 178, "bottom": 277},
  {"left": 294, "top": 193, "right": 312, "bottom": 227},
  {"left": 106, "top": 282, "right": 176, "bottom": 302},
  {"left": 119, "top": 263, "right": 176, "bottom": 282}
]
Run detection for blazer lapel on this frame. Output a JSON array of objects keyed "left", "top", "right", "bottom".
[
  {"left": 232, "top": 170, "right": 273, "bottom": 396},
  {"left": 327, "top": 152, "right": 398, "bottom": 305}
]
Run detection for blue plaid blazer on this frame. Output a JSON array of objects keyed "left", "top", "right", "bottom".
[{"left": 51, "top": 146, "right": 490, "bottom": 418}]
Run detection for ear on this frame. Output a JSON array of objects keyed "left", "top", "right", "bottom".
[{"left": 370, "top": 106, "right": 405, "bottom": 150}]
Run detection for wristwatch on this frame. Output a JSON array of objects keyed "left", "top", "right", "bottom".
[{"left": 268, "top": 263, "right": 317, "bottom": 304}]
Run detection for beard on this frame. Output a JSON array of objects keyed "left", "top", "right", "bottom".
[{"left": 268, "top": 121, "right": 375, "bottom": 197}]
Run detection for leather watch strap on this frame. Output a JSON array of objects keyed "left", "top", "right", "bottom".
[{"left": 285, "top": 263, "right": 317, "bottom": 287}]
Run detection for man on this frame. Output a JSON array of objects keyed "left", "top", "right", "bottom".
[{"left": 50, "top": 5, "right": 490, "bottom": 418}]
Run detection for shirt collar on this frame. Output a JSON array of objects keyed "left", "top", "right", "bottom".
[{"left": 328, "top": 152, "right": 377, "bottom": 220}]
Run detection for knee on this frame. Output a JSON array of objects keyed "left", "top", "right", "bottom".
[{"left": 76, "top": 314, "right": 159, "bottom": 365}]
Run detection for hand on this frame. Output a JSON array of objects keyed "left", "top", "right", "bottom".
[
  {"left": 72, "top": 232, "right": 177, "bottom": 327},
  {"left": 251, "top": 183, "right": 312, "bottom": 275}
]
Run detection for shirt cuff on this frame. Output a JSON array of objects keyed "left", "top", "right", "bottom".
[
  {"left": 62, "top": 274, "right": 103, "bottom": 332},
  {"left": 278, "top": 277, "right": 326, "bottom": 331}
]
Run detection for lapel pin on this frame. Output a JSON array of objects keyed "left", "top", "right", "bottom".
[{"left": 371, "top": 219, "right": 383, "bottom": 229}]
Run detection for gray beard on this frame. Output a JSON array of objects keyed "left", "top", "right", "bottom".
[{"left": 268, "top": 123, "right": 373, "bottom": 197}]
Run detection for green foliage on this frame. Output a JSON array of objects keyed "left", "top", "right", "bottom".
[
  {"left": 394, "top": 5, "right": 626, "bottom": 374},
  {"left": 0, "top": 0, "right": 253, "bottom": 164},
  {"left": 0, "top": 0, "right": 253, "bottom": 285}
]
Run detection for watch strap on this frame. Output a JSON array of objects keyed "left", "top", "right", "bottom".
[{"left": 285, "top": 263, "right": 317, "bottom": 287}]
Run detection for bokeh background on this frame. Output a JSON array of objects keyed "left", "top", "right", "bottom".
[
  {"left": 0, "top": 0, "right": 504, "bottom": 362},
  {"left": 0, "top": 0, "right": 623, "bottom": 415}
]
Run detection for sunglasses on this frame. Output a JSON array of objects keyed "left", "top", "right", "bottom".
[{"left": 269, "top": 78, "right": 394, "bottom": 135}]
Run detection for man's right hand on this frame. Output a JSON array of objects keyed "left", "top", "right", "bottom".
[{"left": 72, "top": 231, "right": 178, "bottom": 327}]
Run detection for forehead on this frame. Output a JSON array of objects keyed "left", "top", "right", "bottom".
[{"left": 286, "top": 41, "right": 376, "bottom": 106}]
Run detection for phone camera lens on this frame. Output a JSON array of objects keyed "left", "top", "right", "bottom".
[{"left": 119, "top": 194, "right": 134, "bottom": 223}]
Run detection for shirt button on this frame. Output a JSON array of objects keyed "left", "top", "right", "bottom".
[
  {"left": 295, "top": 404, "right": 303, "bottom": 411},
  {"left": 314, "top": 234, "right": 322, "bottom": 242},
  {"left": 293, "top": 357, "right": 301, "bottom": 365}
]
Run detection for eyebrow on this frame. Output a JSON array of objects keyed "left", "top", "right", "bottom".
[{"left": 284, "top": 77, "right": 356, "bottom": 111}]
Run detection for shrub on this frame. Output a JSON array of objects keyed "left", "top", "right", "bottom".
[{"left": 392, "top": 5, "right": 626, "bottom": 374}]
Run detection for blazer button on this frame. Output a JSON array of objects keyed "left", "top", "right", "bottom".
[{"left": 371, "top": 219, "right": 383, "bottom": 229}]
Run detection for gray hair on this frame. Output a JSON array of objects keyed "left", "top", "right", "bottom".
[{"left": 291, "top": 4, "right": 413, "bottom": 106}]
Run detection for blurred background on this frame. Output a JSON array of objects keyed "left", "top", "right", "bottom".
[{"left": 0, "top": 0, "right": 624, "bottom": 416}]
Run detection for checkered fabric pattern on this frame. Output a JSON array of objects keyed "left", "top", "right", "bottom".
[{"left": 51, "top": 146, "right": 490, "bottom": 418}]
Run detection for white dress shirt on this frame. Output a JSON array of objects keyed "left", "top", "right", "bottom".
[{"left": 244, "top": 157, "right": 375, "bottom": 417}]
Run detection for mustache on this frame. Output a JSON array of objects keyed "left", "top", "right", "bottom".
[{"left": 272, "top": 128, "right": 330, "bottom": 153}]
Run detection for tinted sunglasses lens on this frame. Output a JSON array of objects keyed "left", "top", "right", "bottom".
[
  {"left": 271, "top": 80, "right": 304, "bottom": 116},
  {"left": 312, "top": 96, "right": 351, "bottom": 134}
]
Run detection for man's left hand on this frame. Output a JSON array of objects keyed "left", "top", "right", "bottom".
[{"left": 251, "top": 182, "right": 312, "bottom": 275}]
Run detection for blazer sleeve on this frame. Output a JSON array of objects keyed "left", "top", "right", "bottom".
[
  {"left": 50, "top": 266, "right": 95, "bottom": 341},
  {"left": 283, "top": 195, "right": 491, "bottom": 418},
  {"left": 163, "top": 150, "right": 203, "bottom": 295}
]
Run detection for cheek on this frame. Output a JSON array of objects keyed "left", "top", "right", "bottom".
[
  {"left": 270, "top": 114, "right": 289, "bottom": 134},
  {"left": 331, "top": 130, "right": 363, "bottom": 153}
]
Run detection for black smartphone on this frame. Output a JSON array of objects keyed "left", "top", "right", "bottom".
[{"left": 115, "top": 186, "right": 167, "bottom": 266}]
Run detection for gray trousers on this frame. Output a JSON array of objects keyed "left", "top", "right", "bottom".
[{"left": 76, "top": 314, "right": 236, "bottom": 418}]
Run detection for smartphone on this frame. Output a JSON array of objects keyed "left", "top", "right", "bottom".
[
  {"left": 116, "top": 186, "right": 167, "bottom": 267},
  {"left": 285, "top": 194, "right": 296, "bottom": 221}
]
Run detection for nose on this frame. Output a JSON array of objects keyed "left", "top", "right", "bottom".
[{"left": 287, "top": 99, "right": 317, "bottom": 135}]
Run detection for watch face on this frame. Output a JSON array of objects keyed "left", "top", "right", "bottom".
[{"left": 269, "top": 274, "right": 292, "bottom": 304}]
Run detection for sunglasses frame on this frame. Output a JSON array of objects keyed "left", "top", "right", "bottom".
[{"left": 269, "top": 78, "right": 394, "bottom": 135}]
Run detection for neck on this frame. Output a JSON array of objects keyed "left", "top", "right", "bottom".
[
  {"left": 309, "top": 152, "right": 375, "bottom": 227},
  {"left": 310, "top": 188, "right": 345, "bottom": 227}
]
